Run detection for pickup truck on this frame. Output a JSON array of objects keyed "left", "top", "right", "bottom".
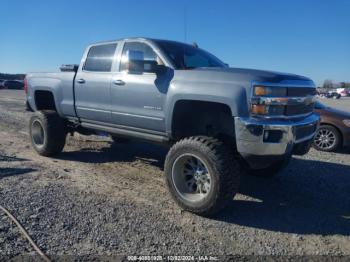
[{"left": 26, "top": 37, "right": 319, "bottom": 215}]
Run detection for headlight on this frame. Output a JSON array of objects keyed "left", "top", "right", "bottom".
[
  {"left": 343, "top": 119, "right": 350, "bottom": 127},
  {"left": 253, "top": 86, "right": 287, "bottom": 97}
]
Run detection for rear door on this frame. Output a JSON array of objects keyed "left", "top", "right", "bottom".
[{"left": 75, "top": 42, "right": 118, "bottom": 123}]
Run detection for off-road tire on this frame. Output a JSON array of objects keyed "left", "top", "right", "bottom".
[
  {"left": 247, "top": 155, "right": 291, "bottom": 177},
  {"left": 29, "top": 110, "right": 67, "bottom": 156},
  {"left": 165, "top": 136, "right": 240, "bottom": 216}
]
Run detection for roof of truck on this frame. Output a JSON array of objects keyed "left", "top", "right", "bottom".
[
  {"left": 91, "top": 37, "right": 152, "bottom": 45},
  {"left": 90, "top": 37, "right": 185, "bottom": 46}
]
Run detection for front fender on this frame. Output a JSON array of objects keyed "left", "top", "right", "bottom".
[{"left": 164, "top": 81, "right": 249, "bottom": 135}]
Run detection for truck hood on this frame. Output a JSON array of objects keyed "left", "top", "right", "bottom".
[{"left": 173, "top": 67, "right": 314, "bottom": 86}]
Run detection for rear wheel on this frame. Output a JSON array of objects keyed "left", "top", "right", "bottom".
[
  {"left": 313, "top": 125, "right": 341, "bottom": 152},
  {"left": 29, "top": 110, "right": 67, "bottom": 156},
  {"left": 165, "top": 136, "right": 240, "bottom": 216}
]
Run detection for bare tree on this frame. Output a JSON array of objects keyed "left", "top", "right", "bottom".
[{"left": 323, "top": 79, "right": 333, "bottom": 90}]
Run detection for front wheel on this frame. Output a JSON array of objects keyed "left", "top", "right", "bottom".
[
  {"left": 164, "top": 136, "right": 240, "bottom": 216},
  {"left": 29, "top": 110, "right": 67, "bottom": 156}
]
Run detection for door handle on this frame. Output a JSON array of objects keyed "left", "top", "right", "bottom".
[
  {"left": 113, "top": 80, "right": 125, "bottom": 86},
  {"left": 77, "top": 79, "right": 85, "bottom": 84}
]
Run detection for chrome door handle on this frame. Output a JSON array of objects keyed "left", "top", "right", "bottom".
[
  {"left": 113, "top": 80, "right": 125, "bottom": 86},
  {"left": 77, "top": 79, "right": 85, "bottom": 84}
]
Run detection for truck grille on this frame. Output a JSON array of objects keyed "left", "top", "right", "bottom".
[
  {"left": 285, "top": 87, "right": 315, "bottom": 116},
  {"left": 287, "top": 87, "right": 316, "bottom": 97},
  {"left": 285, "top": 104, "right": 314, "bottom": 116},
  {"left": 251, "top": 85, "right": 316, "bottom": 118},
  {"left": 268, "top": 103, "right": 314, "bottom": 117}
]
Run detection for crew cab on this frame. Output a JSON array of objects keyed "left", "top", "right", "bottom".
[{"left": 26, "top": 38, "right": 319, "bottom": 215}]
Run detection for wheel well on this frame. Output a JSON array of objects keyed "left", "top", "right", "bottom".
[
  {"left": 34, "top": 91, "right": 57, "bottom": 111},
  {"left": 319, "top": 123, "right": 343, "bottom": 143},
  {"left": 171, "top": 100, "right": 234, "bottom": 141}
]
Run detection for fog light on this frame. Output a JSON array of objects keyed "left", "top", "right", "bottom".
[
  {"left": 263, "top": 130, "right": 283, "bottom": 143},
  {"left": 247, "top": 125, "right": 263, "bottom": 136}
]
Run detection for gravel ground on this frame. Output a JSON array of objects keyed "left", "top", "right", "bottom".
[{"left": 0, "top": 90, "right": 349, "bottom": 259}]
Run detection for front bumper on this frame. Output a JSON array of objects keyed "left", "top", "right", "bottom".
[{"left": 235, "top": 113, "right": 319, "bottom": 168}]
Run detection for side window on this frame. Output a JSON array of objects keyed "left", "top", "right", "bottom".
[
  {"left": 120, "top": 42, "right": 162, "bottom": 72},
  {"left": 84, "top": 43, "right": 117, "bottom": 72}
]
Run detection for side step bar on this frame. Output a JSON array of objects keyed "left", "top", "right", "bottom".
[{"left": 81, "top": 122, "right": 169, "bottom": 144}]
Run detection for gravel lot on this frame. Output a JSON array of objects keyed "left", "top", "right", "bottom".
[
  {"left": 317, "top": 96, "right": 350, "bottom": 111},
  {"left": 0, "top": 90, "right": 349, "bottom": 259}
]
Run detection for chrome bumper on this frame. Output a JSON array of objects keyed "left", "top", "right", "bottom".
[{"left": 234, "top": 113, "right": 320, "bottom": 156}]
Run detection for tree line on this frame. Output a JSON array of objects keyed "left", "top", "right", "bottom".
[
  {"left": 322, "top": 79, "right": 350, "bottom": 89},
  {"left": 0, "top": 73, "right": 26, "bottom": 81}
]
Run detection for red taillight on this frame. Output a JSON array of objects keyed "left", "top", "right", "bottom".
[{"left": 24, "top": 78, "right": 28, "bottom": 94}]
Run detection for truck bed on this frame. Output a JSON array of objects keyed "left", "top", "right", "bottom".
[{"left": 26, "top": 71, "right": 77, "bottom": 117}]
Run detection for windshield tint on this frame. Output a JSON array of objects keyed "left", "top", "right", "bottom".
[{"left": 154, "top": 40, "right": 226, "bottom": 70}]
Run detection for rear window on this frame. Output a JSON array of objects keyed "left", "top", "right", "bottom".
[{"left": 83, "top": 43, "right": 117, "bottom": 72}]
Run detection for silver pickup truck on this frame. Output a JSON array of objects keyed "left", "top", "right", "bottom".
[{"left": 26, "top": 37, "right": 319, "bottom": 215}]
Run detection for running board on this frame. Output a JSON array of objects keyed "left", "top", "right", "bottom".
[{"left": 81, "top": 122, "right": 169, "bottom": 143}]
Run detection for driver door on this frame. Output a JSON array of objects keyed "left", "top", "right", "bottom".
[{"left": 110, "top": 41, "right": 168, "bottom": 132}]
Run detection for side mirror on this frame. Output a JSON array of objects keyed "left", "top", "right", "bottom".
[
  {"left": 60, "top": 64, "right": 79, "bottom": 72},
  {"left": 154, "top": 64, "right": 168, "bottom": 75},
  {"left": 143, "top": 60, "right": 159, "bottom": 73}
]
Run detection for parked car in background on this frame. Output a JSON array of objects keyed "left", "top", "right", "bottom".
[
  {"left": 3, "top": 80, "right": 24, "bottom": 89},
  {"left": 313, "top": 101, "right": 350, "bottom": 151},
  {"left": 325, "top": 91, "right": 341, "bottom": 99},
  {"left": 316, "top": 92, "right": 326, "bottom": 98},
  {"left": 341, "top": 89, "right": 350, "bottom": 97},
  {"left": 337, "top": 88, "right": 350, "bottom": 97}
]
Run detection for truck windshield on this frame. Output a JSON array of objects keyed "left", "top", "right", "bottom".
[{"left": 154, "top": 40, "right": 226, "bottom": 70}]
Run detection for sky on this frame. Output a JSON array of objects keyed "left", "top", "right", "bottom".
[{"left": 0, "top": 0, "right": 349, "bottom": 86}]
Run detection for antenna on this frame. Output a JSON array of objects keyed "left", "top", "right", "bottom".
[{"left": 184, "top": 5, "right": 187, "bottom": 43}]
